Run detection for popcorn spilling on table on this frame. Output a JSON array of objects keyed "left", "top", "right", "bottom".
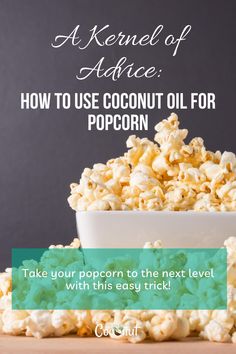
[
  {"left": 0, "top": 237, "right": 236, "bottom": 343},
  {"left": 68, "top": 113, "right": 236, "bottom": 212}
]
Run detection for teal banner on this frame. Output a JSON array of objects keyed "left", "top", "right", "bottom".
[{"left": 12, "top": 247, "right": 227, "bottom": 310}]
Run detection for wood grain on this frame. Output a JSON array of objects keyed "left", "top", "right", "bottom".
[{"left": 0, "top": 335, "right": 235, "bottom": 354}]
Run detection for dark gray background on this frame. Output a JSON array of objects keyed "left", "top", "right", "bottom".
[{"left": 0, "top": 0, "right": 235, "bottom": 269}]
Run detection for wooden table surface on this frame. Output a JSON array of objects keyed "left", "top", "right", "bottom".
[{"left": 0, "top": 335, "right": 235, "bottom": 354}]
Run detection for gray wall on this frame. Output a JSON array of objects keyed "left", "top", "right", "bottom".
[{"left": 0, "top": 0, "right": 235, "bottom": 269}]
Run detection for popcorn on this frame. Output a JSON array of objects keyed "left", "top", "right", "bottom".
[
  {"left": 220, "top": 152, "right": 236, "bottom": 172},
  {"left": 0, "top": 236, "right": 236, "bottom": 344},
  {"left": 1, "top": 310, "right": 29, "bottom": 335},
  {"left": 114, "top": 319, "right": 146, "bottom": 343},
  {"left": 0, "top": 268, "right": 11, "bottom": 296},
  {"left": 87, "top": 199, "right": 110, "bottom": 211},
  {"left": 49, "top": 238, "right": 80, "bottom": 249},
  {"left": 68, "top": 113, "right": 236, "bottom": 212},
  {"left": 201, "top": 319, "right": 231, "bottom": 343},
  {"left": 25, "top": 311, "right": 55, "bottom": 338},
  {"left": 188, "top": 310, "right": 212, "bottom": 332},
  {"left": 74, "top": 310, "right": 94, "bottom": 336},
  {"left": 200, "top": 309, "right": 234, "bottom": 343},
  {"left": 51, "top": 310, "right": 76, "bottom": 336},
  {"left": 152, "top": 154, "right": 169, "bottom": 175},
  {"left": 154, "top": 117, "right": 188, "bottom": 158},
  {"left": 171, "top": 317, "right": 190, "bottom": 339},
  {"left": 130, "top": 164, "right": 159, "bottom": 192},
  {"left": 149, "top": 311, "right": 177, "bottom": 341},
  {"left": 143, "top": 240, "right": 162, "bottom": 249}
]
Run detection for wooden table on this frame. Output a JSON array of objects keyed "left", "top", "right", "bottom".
[{"left": 0, "top": 335, "right": 235, "bottom": 354}]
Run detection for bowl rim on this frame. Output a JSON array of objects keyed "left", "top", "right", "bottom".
[{"left": 76, "top": 210, "right": 236, "bottom": 215}]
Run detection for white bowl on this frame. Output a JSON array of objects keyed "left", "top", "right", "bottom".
[{"left": 76, "top": 211, "right": 236, "bottom": 248}]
